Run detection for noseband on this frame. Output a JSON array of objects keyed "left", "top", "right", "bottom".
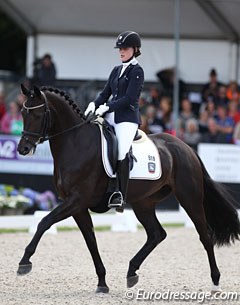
[{"left": 22, "top": 91, "right": 51, "bottom": 148}]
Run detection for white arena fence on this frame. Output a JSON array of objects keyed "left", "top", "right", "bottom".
[{"left": 0, "top": 208, "right": 239, "bottom": 234}]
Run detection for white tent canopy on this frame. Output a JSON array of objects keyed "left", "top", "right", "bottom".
[
  {"left": 1, "top": 0, "right": 240, "bottom": 82},
  {"left": 1, "top": 0, "right": 240, "bottom": 40}
]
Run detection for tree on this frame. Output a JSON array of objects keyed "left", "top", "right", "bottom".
[{"left": 0, "top": 10, "right": 26, "bottom": 75}]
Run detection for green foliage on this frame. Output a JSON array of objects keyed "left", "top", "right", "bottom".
[{"left": 0, "top": 10, "right": 26, "bottom": 74}]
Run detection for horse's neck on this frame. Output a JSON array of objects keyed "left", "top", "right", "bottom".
[
  {"left": 49, "top": 122, "right": 99, "bottom": 168},
  {"left": 48, "top": 93, "right": 80, "bottom": 132}
]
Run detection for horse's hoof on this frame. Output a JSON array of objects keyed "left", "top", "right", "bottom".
[
  {"left": 127, "top": 275, "right": 139, "bottom": 288},
  {"left": 95, "top": 286, "right": 109, "bottom": 293},
  {"left": 211, "top": 284, "right": 222, "bottom": 293},
  {"left": 17, "top": 263, "right": 32, "bottom": 276}
]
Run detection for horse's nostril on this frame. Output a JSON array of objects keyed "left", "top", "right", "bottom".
[{"left": 17, "top": 145, "right": 30, "bottom": 155}]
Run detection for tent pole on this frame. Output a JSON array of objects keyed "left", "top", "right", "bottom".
[
  {"left": 236, "top": 41, "right": 240, "bottom": 82},
  {"left": 173, "top": 0, "right": 180, "bottom": 135}
]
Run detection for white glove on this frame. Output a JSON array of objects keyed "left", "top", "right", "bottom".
[
  {"left": 84, "top": 102, "right": 96, "bottom": 116},
  {"left": 95, "top": 103, "right": 109, "bottom": 117}
]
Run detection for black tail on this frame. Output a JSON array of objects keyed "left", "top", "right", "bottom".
[{"left": 197, "top": 155, "right": 240, "bottom": 246}]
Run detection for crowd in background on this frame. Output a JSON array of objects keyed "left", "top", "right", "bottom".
[
  {"left": 138, "top": 68, "right": 240, "bottom": 150},
  {"left": 1, "top": 63, "right": 240, "bottom": 151},
  {"left": 0, "top": 53, "right": 56, "bottom": 136}
]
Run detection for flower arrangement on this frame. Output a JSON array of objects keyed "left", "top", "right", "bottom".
[{"left": 0, "top": 185, "right": 32, "bottom": 215}]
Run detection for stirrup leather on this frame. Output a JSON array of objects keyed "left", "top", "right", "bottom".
[{"left": 108, "top": 191, "right": 124, "bottom": 207}]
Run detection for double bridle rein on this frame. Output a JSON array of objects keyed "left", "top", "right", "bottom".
[{"left": 22, "top": 91, "right": 96, "bottom": 149}]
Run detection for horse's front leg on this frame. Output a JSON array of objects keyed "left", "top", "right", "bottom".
[
  {"left": 73, "top": 210, "right": 109, "bottom": 293},
  {"left": 17, "top": 195, "right": 80, "bottom": 275}
]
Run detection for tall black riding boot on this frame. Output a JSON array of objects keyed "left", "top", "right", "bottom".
[{"left": 108, "top": 155, "right": 129, "bottom": 209}]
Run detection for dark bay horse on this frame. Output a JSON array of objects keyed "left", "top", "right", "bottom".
[{"left": 17, "top": 85, "right": 240, "bottom": 293}]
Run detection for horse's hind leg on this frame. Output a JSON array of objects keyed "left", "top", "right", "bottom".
[
  {"left": 73, "top": 210, "right": 109, "bottom": 293},
  {"left": 127, "top": 201, "right": 167, "bottom": 288},
  {"left": 175, "top": 180, "right": 221, "bottom": 291}
]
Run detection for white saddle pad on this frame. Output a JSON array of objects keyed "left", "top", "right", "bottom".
[{"left": 97, "top": 121, "right": 162, "bottom": 180}]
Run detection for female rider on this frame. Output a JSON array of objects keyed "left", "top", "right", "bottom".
[{"left": 85, "top": 31, "right": 144, "bottom": 209}]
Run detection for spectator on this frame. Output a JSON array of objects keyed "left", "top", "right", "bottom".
[
  {"left": 204, "top": 96, "right": 217, "bottom": 118},
  {"left": 32, "top": 53, "right": 56, "bottom": 87},
  {"left": 215, "top": 85, "right": 229, "bottom": 106},
  {"left": 0, "top": 101, "right": 23, "bottom": 135},
  {"left": 228, "top": 100, "right": 240, "bottom": 124},
  {"left": 198, "top": 110, "right": 209, "bottom": 135},
  {"left": 226, "top": 81, "right": 240, "bottom": 102},
  {"left": 16, "top": 92, "right": 26, "bottom": 107},
  {"left": 139, "top": 95, "right": 148, "bottom": 116},
  {"left": 144, "top": 104, "right": 163, "bottom": 134},
  {"left": 202, "top": 68, "right": 222, "bottom": 102},
  {"left": 201, "top": 118, "right": 228, "bottom": 143},
  {"left": 149, "top": 86, "right": 161, "bottom": 108},
  {"left": 215, "top": 104, "right": 234, "bottom": 143},
  {"left": 0, "top": 93, "right": 6, "bottom": 123},
  {"left": 179, "top": 97, "right": 195, "bottom": 130},
  {"left": 183, "top": 118, "right": 201, "bottom": 150},
  {"left": 156, "top": 96, "right": 174, "bottom": 133},
  {"left": 139, "top": 115, "right": 150, "bottom": 134}
]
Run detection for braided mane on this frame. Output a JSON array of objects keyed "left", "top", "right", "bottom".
[{"left": 41, "top": 86, "right": 84, "bottom": 117}]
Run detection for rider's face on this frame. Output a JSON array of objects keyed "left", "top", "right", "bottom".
[{"left": 119, "top": 47, "right": 134, "bottom": 62}]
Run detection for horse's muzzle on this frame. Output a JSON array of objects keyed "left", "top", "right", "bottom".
[{"left": 17, "top": 138, "right": 35, "bottom": 155}]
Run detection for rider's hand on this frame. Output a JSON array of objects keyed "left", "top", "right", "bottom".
[
  {"left": 95, "top": 103, "right": 109, "bottom": 117},
  {"left": 84, "top": 102, "right": 96, "bottom": 116}
]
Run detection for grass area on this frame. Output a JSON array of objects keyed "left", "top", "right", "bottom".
[
  {"left": 0, "top": 224, "right": 184, "bottom": 234},
  {"left": 0, "top": 228, "right": 28, "bottom": 234},
  {"left": 58, "top": 225, "right": 111, "bottom": 232},
  {"left": 162, "top": 222, "right": 184, "bottom": 228},
  {"left": 0, "top": 226, "right": 112, "bottom": 234}
]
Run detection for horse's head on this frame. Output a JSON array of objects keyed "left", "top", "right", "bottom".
[{"left": 17, "top": 84, "right": 51, "bottom": 155}]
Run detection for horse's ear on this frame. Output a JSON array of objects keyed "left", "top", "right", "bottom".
[
  {"left": 33, "top": 85, "right": 41, "bottom": 98},
  {"left": 21, "top": 84, "right": 29, "bottom": 96}
]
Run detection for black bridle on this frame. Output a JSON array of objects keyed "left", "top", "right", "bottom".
[
  {"left": 22, "top": 91, "right": 52, "bottom": 148},
  {"left": 21, "top": 90, "right": 97, "bottom": 149}
]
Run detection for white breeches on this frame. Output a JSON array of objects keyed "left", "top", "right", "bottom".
[{"left": 105, "top": 113, "right": 138, "bottom": 160}]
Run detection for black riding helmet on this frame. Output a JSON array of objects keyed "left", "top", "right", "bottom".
[{"left": 115, "top": 31, "right": 141, "bottom": 57}]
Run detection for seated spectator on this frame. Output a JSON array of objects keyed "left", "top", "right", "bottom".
[
  {"left": 215, "top": 104, "right": 234, "bottom": 143},
  {"left": 0, "top": 101, "right": 23, "bottom": 135},
  {"left": 139, "top": 95, "right": 149, "bottom": 116},
  {"left": 198, "top": 110, "right": 209, "bottom": 134},
  {"left": 148, "top": 86, "right": 161, "bottom": 108},
  {"left": 145, "top": 104, "right": 163, "bottom": 134},
  {"left": 183, "top": 118, "right": 201, "bottom": 150},
  {"left": 178, "top": 97, "right": 195, "bottom": 130},
  {"left": 228, "top": 100, "right": 240, "bottom": 124},
  {"left": 202, "top": 68, "right": 222, "bottom": 102},
  {"left": 226, "top": 81, "right": 240, "bottom": 102},
  {"left": 16, "top": 92, "right": 26, "bottom": 107},
  {"left": 214, "top": 85, "right": 229, "bottom": 106},
  {"left": 0, "top": 93, "right": 6, "bottom": 124},
  {"left": 156, "top": 96, "right": 174, "bottom": 133},
  {"left": 201, "top": 118, "right": 228, "bottom": 143},
  {"left": 204, "top": 96, "right": 217, "bottom": 118},
  {"left": 139, "top": 115, "right": 150, "bottom": 134}
]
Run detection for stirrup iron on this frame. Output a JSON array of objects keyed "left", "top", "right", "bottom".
[{"left": 108, "top": 191, "right": 124, "bottom": 208}]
